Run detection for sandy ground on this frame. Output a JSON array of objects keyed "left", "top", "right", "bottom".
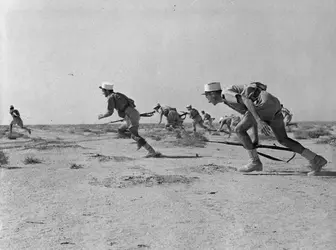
[{"left": 0, "top": 127, "right": 335, "bottom": 250}]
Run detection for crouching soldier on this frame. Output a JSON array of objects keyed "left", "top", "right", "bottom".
[
  {"left": 153, "top": 103, "right": 183, "bottom": 129},
  {"left": 98, "top": 82, "right": 160, "bottom": 157},
  {"left": 186, "top": 105, "right": 210, "bottom": 132},
  {"left": 202, "top": 81, "right": 327, "bottom": 176}
]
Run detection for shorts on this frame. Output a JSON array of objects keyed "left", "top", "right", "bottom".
[
  {"left": 11, "top": 117, "right": 23, "bottom": 127},
  {"left": 254, "top": 91, "right": 282, "bottom": 122},
  {"left": 192, "top": 115, "right": 203, "bottom": 124},
  {"left": 123, "top": 107, "right": 140, "bottom": 129}
]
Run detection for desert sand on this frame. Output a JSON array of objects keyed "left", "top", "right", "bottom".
[{"left": 0, "top": 124, "right": 335, "bottom": 250}]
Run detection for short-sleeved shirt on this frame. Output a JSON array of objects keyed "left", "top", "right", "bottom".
[
  {"left": 107, "top": 92, "right": 130, "bottom": 112},
  {"left": 223, "top": 83, "right": 281, "bottom": 121},
  {"left": 10, "top": 109, "right": 20, "bottom": 118}
]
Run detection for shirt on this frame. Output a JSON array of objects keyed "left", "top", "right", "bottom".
[
  {"left": 10, "top": 109, "right": 20, "bottom": 118},
  {"left": 107, "top": 92, "right": 131, "bottom": 112},
  {"left": 222, "top": 83, "right": 267, "bottom": 114}
]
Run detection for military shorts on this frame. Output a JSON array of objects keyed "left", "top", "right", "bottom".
[
  {"left": 124, "top": 107, "right": 140, "bottom": 129},
  {"left": 11, "top": 117, "right": 23, "bottom": 127},
  {"left": 254, "top": 91, "right": 282, "bottom": 122}
]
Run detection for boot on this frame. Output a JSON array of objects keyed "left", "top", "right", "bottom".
[
  {"left": 143, "top": 143, "right": 161, "bottom": 158},
  {"left": 301, "top": 149, "right": 328, "bottom": 176},
  {"left": 238, "top": 149, "right": 263, "bottom": 172}
]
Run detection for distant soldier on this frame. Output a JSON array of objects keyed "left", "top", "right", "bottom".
[
  {"left": 98, "top": 82, "right": 160, "bottom": 157},
  {"left": 218, "top": 114, "right": 241, "bottom": 138},
  {"left": 186, "top": 105, "right": 209, "bottom": 132},
  {"left": 9, "top": 105, "right": 31, "bottom": 135},
  {"left": 153, "top": 103, "right": 183, "bottom": 129},
  {"left": 281, "top": 105, "right": 293, "bottom": 126},
  {"left": 201, "top": 111, "right": 215, "bottom": 129}
]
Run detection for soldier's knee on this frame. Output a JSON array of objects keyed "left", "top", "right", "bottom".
[
  {"left": 234, "top": 125, "right": 243, "bottom": 134},
  {"left": 138, "top": 137, "right": 147, "bottom": 146},
  {"left": 276, "top": 136, "right": 289, "bottom": 145}
]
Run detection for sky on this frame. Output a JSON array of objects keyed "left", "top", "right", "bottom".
[{"left": 1, "top": 0, "right": 336, "bottom": 125}]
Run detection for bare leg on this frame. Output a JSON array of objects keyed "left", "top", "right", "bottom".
[
  {"left": 192, "top": 121, "right": 197, "bottom": 132},
  {"left": 269, "top": 114, "right": 327, "bottom": 175},
  {"left": 20, "top": 125, "right": 31, "bottom": 134},
  {"left": 9, "top": 121, "right": 14, "bottom": 134},
  {"left": 226, "top": 123, "right": 232, "bottom": 138},
  {"left": 235, "top": 112, "right": 262, "bottom": 172},
  {"left": 198, "top": 120, "right": 209, "bottom": 131},
  {"left": 269, "top": 117, "right": 304, "bottom": 154},
  {"left": 234, "top": 113, "right": 256, "bottom": 150}
]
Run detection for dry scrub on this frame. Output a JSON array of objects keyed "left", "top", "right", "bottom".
[
  {"left": 0, "top": 150, "right": 9, "bottom": 165},
  {"left": 23, "top": 156, "right": 42, "bottom": 164}
]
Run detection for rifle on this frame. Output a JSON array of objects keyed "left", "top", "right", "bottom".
[
  {"left": 207, "top": 140, "right": 296, "bottom": 163},
  {"left": 179, "top": 111, "right": 189, "bottom": 120},
  {"left": 108, "top": 111, "right": 156, "bottom": 124}
]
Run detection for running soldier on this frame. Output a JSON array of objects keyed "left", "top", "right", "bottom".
[
  {"left": 98, "top": 82, "right": 160, "bottom": 157},
  {"left": 201, "top": 111, "right": 215, "bottom": 129},
  {"left": 186, "top": 105, "right": 209, "bottom": 132},
  {"left": 202, "top": 81, "right": 327, "bottom": 176},
  {"left": 9, "top": 105, "right": 31, "bottom": 135},
  {"left": 218, "top": 114, "right": 242, "bottom": 138}
]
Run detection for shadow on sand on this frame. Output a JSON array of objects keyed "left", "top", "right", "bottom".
[
  {"left": 0, "top": 166, "right": 23, "bottom": 170},
  {"left": 158, "top": 154, "right": 203, "bottom": 159},
  {"left": 243, "top": 170, "right": 336, "bottom": 177}
]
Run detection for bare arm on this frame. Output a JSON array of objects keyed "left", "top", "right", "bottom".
[
  {"left": 251, "top": 123, "right": 259, "bottom": 145},
  {"left": 99, "top": 97, "right": 115, "bottom": 119},
  {"left": 158, "top": 110, "right": 163, "bottom": 124}
]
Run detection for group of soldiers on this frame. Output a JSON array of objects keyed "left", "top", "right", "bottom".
[
  {"left": 8, "top": 80, "right": 327, "bottom": 175},
  {"left": 151, "top": 101, "right": 294, "bottom": 136}
]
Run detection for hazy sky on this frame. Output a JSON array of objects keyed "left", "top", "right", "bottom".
[{"left": 1, "top": 0, "right": 336, "bottom": 125}]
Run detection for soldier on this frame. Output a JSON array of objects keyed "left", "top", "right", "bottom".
[
  {"left": 201, "top": 111, "right": 215, "bottom": 129},
  {"left": 98, "top": 82, "right": 160, "bottom": 157},
  {"left": 202, "top": 81, "right": 327, "bottom": 176},
  {"left": 153, "top": 103, "right": 183, "bottom": 129},
  {"left": 9, "top": 105, "right": 31, "bottom": 135},
  {"left": 186, "top": 105, "right": 209, "bottom": 132},
  {"left": 218, "top": 115, "right": 242, "bottom": 138}
]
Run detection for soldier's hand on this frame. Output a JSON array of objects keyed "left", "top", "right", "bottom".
[
  {"left": 252, "top": 140, "right": 259, "bottom": 148},
  {"left": 257, "top": 120, "right": 272, "bottom": 136}
]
